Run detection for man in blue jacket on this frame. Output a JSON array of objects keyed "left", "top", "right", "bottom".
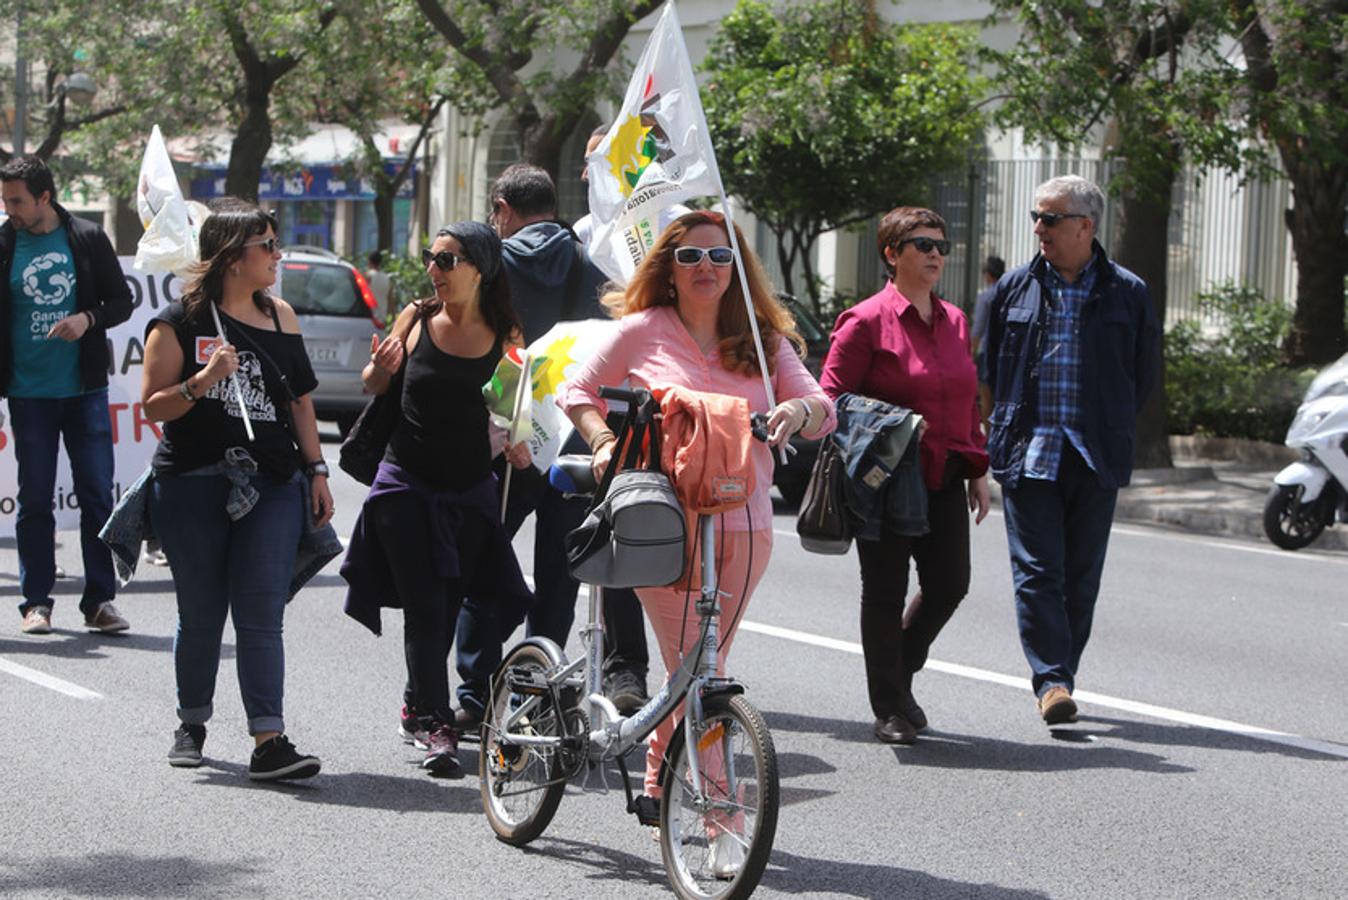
[
  {"left": 984, "top": 175, "right": 1160, "bottom": 726},
  {"left": 1, "top": 156, "right": 133, "bottom": 635}
]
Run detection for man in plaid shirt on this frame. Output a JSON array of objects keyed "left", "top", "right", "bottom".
[{"left": 983, "top": 175, "right": 1160, "bottom": 726}]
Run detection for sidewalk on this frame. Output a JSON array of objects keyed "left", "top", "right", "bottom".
[{"left": 989, "top": 437, "right": 1348, "bottom": 554}]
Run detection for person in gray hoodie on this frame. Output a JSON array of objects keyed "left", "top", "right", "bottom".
[{"left": 453, "top": 163, "right": 651, "bottom": 729}]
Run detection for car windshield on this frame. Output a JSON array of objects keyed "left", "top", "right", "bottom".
[{"left": 281, "top": 261, "right": 363, "bottom": 316}]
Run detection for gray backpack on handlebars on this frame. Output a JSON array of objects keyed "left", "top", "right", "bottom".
[{"left": 565, "top": 394, "right": 687, "bottom": 589}]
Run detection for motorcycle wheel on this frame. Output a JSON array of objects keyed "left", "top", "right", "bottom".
[{"left": 1263, "top": 484, "right": 1329, "bottom": 550}]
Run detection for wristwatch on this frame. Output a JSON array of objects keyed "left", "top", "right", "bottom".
[{"left": 305, "top": 460, "right": 330, "bottom": 478}]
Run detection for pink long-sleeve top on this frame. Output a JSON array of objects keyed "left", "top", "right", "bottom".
[
  {"left": 557, "top": 305, "right": 836, "bottom": 531},
  {"left": 820, "top": 281, "right": 987, "bottom": 490}
]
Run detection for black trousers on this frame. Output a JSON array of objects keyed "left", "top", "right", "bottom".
[
  {"left": 855, "top": 480, "right": 971, "bottom": 719},
  {"left": 371, "top": 490, "right": 488, "bottom": 725}
]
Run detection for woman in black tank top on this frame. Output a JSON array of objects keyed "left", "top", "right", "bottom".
[{"left": 340, "top": 221, "right": 532, "bottom": 777}]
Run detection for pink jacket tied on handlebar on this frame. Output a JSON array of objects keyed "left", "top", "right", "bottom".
[{"left": 655, "top": 385, "right": 756, "bottom": 515}]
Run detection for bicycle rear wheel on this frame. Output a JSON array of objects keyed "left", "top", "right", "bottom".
[
  {"left": 480, "top": 641, "right": 569, "bottom": 845},
  {"left": 659, "top": 694, "right": 779, "bottom": 900}
]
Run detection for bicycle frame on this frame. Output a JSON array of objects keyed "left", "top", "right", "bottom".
[{"left": 494, "top": 513, "right": 731, "bottom": 790}]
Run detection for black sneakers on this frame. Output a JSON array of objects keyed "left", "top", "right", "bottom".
[
  {"left": 168, "top": 723, "right": 206, "bottom": 767},
  {"left": 422, "top": 723, "right": 462, "bottom": 778},
  {"left": 605, "top": 668, "right": 649, "bottom": 716},
  {"left": 399, "top": 705, "right": 429, "bottom": 750},
  {"left": 248, "top": 735, "right": 321, "bottom": 781}
]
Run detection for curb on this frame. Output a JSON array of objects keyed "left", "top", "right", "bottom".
[
  {"left": 1169, "top": 435, "right": 1297, "bottom": 467},
  {"left": 988, "top": 478, "right": 1348, "bottom": 553}
]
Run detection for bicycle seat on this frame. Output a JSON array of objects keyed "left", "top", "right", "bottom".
[{"left": 550, "top": 454, "right": 598, "bottom": 497}]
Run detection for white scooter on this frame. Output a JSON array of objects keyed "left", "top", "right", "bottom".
[{"left": 1264, "top": 352, "right": 1348, "bottom": 549}]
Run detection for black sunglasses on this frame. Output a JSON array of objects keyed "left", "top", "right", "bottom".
[
  {"left": 673, "top": 245, "right": 735, "bottom": 267},
  {"left": 243, "top": 237, "right": 279, "bottom": 254},
  {"left": 896, "top": 237, "right": 951, "bottom": 257},
  {"left": 1029, "top": 210, "right": 1088, "bottom": 227},
  {"left": 422, "top": 248, "right": 469, "bottom": 271}
]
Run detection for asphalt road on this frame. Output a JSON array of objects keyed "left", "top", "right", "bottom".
[{"left": 2, "top": 430, "right": 1345, "bottom": 899}]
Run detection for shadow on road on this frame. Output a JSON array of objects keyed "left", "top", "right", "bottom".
[
  {"left": 763, "top": 709, "right": 876, "bottom": 745},
  {"left": 0, "top": 630, "right": 194, "bottom": 659},
  {"left": 0, "top": 852, "right": 264, "bottom": 897},
  {"left": 759, "top": 848, "right": 1051, "bottom": 899},
  {"left": 515, "top": 835, "right": 669, "bottom": 893},
  {"left": 185, "top": 761, "right": 481, "bottom": 813},
  {"left": 1077, "top": 715, "right": 1348, "bottom": 762},
  {"left": 894, "top": 728, "right": 1194, "bottom": 774}
]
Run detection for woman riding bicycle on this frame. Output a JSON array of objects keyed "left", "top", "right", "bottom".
[{"left": 558, "top": 209, "right": 835, "bottom": 832}]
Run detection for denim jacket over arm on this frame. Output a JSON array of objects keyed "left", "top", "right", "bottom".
[
  {"left": 983, "top": 241, "right": 1160, "bottom": 490},
  {"left": 833, "top": 393, "right": 927, "bottom": 541}
]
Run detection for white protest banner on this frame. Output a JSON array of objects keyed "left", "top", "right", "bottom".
[
  {"left": 0, "top": 260, "right": 180, "bottom": 536},
  {"left": 586, "top": 1, "right": 724, "bottom": 283}
]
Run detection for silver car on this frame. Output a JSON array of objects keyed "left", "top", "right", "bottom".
[{"left": 279, "top": 246, "right": 381, "bottom": 435}]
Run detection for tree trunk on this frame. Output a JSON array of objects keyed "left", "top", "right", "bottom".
[
  {"left": 794, "top": 228, "right": 821, "bottom": 312},
  {"left": 1280, "top": 157, "right": 1348, "bottom": 366},
  {"left": 774, "top": 229, "right": 797, "bottom": 298},
  {"left": 1112, "top": 148, "right": 1179, "bottom": 469},
  {"left": 226, "top": 96, "right": 273, "bottom": 201},
  {"left": 520, "top": 110, "right": 567, "bottom": 181},
  {"left": 374, "top": 190, "right": 395, "bottom": 253}
]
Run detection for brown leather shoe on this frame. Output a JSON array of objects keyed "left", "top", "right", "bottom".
[
  {"left": 1038, "top": 686, "right": 1078, "bottom": 725},
  {"left": 873, "top": 715, "right": 917, "bottom": 745}
]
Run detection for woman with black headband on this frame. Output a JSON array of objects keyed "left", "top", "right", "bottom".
[{"left": 340, "top": 222, "right": 532, "bottom": 777}]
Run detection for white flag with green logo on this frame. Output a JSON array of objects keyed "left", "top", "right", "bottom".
[{"left": 586, "top": 1, "right": 724, "bottom": 283}]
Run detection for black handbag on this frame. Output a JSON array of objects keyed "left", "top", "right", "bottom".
[
  {"left": 796, "top": 433, "right": 853, "bottom": 554},
  {"left": 338, "top": 303, "right": 427, "bottom": 485}
]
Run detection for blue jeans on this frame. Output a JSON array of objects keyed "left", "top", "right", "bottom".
[
  {"left": 1001, "top": 444, "right": 1118, "bottom": 697},
  {"left": 9, "top": 390, "right": 117, "bottom": 617},
  {"left": 149, "top": 469, "right": 303, "bottom": 735}
]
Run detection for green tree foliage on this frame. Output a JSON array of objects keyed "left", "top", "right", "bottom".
[
  {"left": 413, "top": 0, "right": 666, "bottom": 176},
  {"left": 701, "top": 0, "right": 985, "bottom": 310},
  {"left": 1230, "top": 0, "right": 1348, "bottom": 366},
  {"left": 0, "top": 0, "right": 142, "bottom": 166},
  {"left": 63, "top": 0, "right": 343, "bottom": 201},
  {"left": 1165, "top": 283, "right": 1314, "bottom": 442}
]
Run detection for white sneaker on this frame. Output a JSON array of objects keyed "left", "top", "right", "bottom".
[
  {"left": 708, "top": 831, "right": 746, "bottom": 880},
  {"left": 143, "top": 547, "right": 169, "bottom": 567}
]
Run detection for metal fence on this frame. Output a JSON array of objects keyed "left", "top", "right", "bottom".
[{"left": 847, "top": 158, "right": 1296, "bottom": 327}]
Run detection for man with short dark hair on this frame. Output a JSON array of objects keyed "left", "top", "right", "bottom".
[
  {"left": 985, "top": 175, "right": 1159, "bottom": 726},
  {"left": 1, "top": 155, "right": 133, "bottom": 634},
  {"left": 971, "top": 255, "right": 1006, "bottom": 422},
  {"left": 454, "top": 163, "right": 650, "bottom": 726},
  {"left": 364, "top": 249, "right": 393, "bottom": 323}
]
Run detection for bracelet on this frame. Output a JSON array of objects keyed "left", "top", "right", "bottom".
[
  {"left": 178, "top": 379, "right": 197, "bottom": 403},
  {"left": 84, "top": 310, "right": 96, "bottom": 330},
  {"left": 589, "top": 429, "right": 617, "bottom": 452},
  {"left": 305, "top": 460, "right": 330, "bottom": 478}
]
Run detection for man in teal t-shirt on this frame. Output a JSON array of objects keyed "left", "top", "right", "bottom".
[{"left": 1, "top": 155, "right": 134, "bottom": 636}]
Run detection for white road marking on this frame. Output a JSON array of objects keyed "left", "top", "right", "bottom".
[
  {"left": 739, "top": 619, "right": 1348, "bottom": 760},
  {"left": 0, "top": 658, "right": 102, "bottom": 700},
  {"left": 775, "top": 513, "right": 1348, "bottom": 564}
]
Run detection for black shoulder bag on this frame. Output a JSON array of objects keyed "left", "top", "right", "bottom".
[{"left": 338, "top": 303, "right": 427, "bottom": 485}]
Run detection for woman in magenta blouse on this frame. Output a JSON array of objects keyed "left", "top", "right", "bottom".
[{"left": 819, "top": 206, "right": 990, "bottom": 745}]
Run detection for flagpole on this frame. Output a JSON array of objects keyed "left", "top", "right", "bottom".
[
  {"left": 501, "top": 350, "right": 532, "bottom": 524},
  {"left": 209, "top": 302, "right": 256, "bottom": 442}
]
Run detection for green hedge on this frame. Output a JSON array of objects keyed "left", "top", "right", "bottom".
[{"left": 1165, "top": 282, "right": 1315, "bottom": 444}]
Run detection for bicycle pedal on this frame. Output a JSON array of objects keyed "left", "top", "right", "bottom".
[{"left": 506, "top": 668, "right": 551, "bottom": 696}]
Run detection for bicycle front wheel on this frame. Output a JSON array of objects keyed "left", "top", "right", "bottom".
[
  {"left": 659, "top": 694, "right": 779, "bottom": 900},
  {"left": 480, "top": 641, "right": 569, "bottom": 846}
]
